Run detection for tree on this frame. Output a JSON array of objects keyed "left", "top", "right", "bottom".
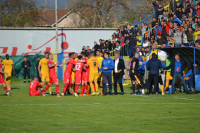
[
  {"left": 0, "top": 0, "right": 44, "bottom": 27},
  {"left": 68, "top": 0, "right": 134, "bottom": 28}
]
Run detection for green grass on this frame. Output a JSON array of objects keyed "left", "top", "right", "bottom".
[{"left": 0, "top": 81, "right": 200, "bottom": 133}]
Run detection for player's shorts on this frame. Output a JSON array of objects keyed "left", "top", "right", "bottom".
[
  {"left": 98, "top": 72, "right": 103, "bottom": 81},
  {"left": 0, "top": 75, "right": 5, "bottom": 85},
  {"left": 64, "top": 71, "right": 72, "bottom": 84},
  {"left": 166, "top": 71, "right": 172, "bottom": 80},
  {"left": 30, "top": 90, "right": 41, "bottom": 96},
  {"left": 82, "top": 71, "right": 88, "bottom": 82},
  {"left": 75, "top": 73, "right": 82, "bottom": 84},
  {"left": 130, "top": 73, "right": 137, "bottom": 81},
  {"left": 4, "top": 70, "right": 11, "bottom": 78},
  {"left": 89, "top": 72, "right": 99, "bottom": 82},
  {"left": 49, "top": 74, "right": 58, "bottom": 84},
  {"left": 41, "top": 72, "right": 49, "bottom": 82}
]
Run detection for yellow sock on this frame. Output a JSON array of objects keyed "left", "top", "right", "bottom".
[
  {"left": 166, "top": 80, "right": 169, "bottom": 89},
  {"left": 100, "top": 87, "right": 103, "bottom": 93},
  {"left": 49, "top": 86, "right": 52, "bottom": 93},
  {"left": 8, "top": 80, "right": 11, "bottom": 87},
  {"left": 90, "top": 83, "right": 94, "bottom": 92},
  {"left": 6, "top": 80, "right": 9, "bottom": 88},
  {"left": 161, "top": 85, "right": 164, "bottom": 94},
  {"left": 95, "top": 83, "right": 99, "bottom": 92}
]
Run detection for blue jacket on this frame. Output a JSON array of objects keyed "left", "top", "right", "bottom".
[
  {"left": 100, "top": 58, "right": 114, "bottom": 73},
  {"left": 147, "top": 57, "right": 162, "bottom": 74},
  {"left": 185, "top": 66, "right": 200, "bottom": 78},
  {"left": 165, "top": 59, "right": 184, "bottom": 77}
]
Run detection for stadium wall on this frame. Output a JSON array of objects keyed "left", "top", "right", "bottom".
[{"left": 0, "top": 28, "right": 116, "bottom": 56}]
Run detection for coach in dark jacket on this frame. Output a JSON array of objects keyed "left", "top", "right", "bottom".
[
  {"left": 165, "top": 53, "right": 187, "bottom": 93},
  {"left": 22, "top": 57, "right": 31, "bottom": 83},
  {"left": 113, "top": 53, "right": 125, "bottom": 95},
  {"left": 147, "top": 53, "right": 162, "bottom": 94}
]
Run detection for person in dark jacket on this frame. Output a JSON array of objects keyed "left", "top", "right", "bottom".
[
  {"left": 22, "top": 57, "right": 31, "bottom": 83},
  {"left": 36, "top": 56, "right": 41, "bottom": 82},
  {"left": 184, "top": 61, "right": 200, "bottom": 90},
  {"left": 147, "top": 53, "right": 162, "bottom": 94},
  {"left": 153, "top": 1, "right": 159, "bottom": 20},
  {"left": 129, "top": 34, "right": 137, "bottom": 57},
  {"left": 170, "top": 0, "right": 177, "bottom": 12},
  {"left": 165, "top": 53, "right": 187, "bottom": 93},
  {"left": 113, "top": 53, "right": 125, "bottom": 95}
]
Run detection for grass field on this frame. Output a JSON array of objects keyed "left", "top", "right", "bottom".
[{"left": 0, "top": 81, "right": 200, "bottom": 133}]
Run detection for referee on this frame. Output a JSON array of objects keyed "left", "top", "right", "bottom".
[{"left": 130, "top": 52, "right": 140, "bottom": 95}]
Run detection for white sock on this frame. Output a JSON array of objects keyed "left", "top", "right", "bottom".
[
  {"left": 7, "top": 92, "right": 9, "bottom": 95},
  {"left": 142, "top": 89, "right": 144, "bottom": 94}
]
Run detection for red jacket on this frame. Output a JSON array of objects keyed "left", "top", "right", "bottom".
[{"left": 160, "top": 22, "right": 170, "bottom": 36}]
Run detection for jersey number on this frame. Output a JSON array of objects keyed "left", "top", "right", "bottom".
[
  {"left": 75, "top": 64, "right": 81, "bottom": 70},
  {"left": 93, "top": 62, "right": 96, "bottom": 67}
]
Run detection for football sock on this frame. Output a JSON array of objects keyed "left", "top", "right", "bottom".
[
  {"left": 40, "top": 83, "right": 44, "bottom": 86},
  {"left": 90, "top": 83, "right": 94, "bottom": 92},
  {"left": 75, "top": 85, "right": 79, "bottom": 93},
  {"left": 62, "top": 84, "right": 68, "bottom": 93},
  {"left": 6, "top": 80, "right": 9, "bottom": 88},
  {"left": 137, "top": 85, "right": 140, "bottom": 94},
  {"left": 4, "top": 87, "right": 8, "bottom": 93},
  {"left": 93, "top": 83, "right": 96, "bottom": 91},
  {"left": 56, "top": 85, "right": 59, "bottom": 95},
  {"left": 100, "top": 87, "right": 103, "bottom": 93},
  {"left": 95, "top": 83, "right": 99, "bottom": 92},
  {"left": 86, "top": 85, "right": 89, "bottom": 93},
  {"left": 166, "top": 80, "right": 169, "bottom": 89},
  {"left": 9, "top": 79, "right": 11, "bottom": 87},
  {"left": 81, "top": 85, "right": 85, "bottom": 94},
  {"left": 71, "top": 83, "right": 74, "bottom": 91},
  {"left": 133, "top": 84, "right": 135, "bottom": 93},
  {"left": 43, "top": 85, "right": 50, "bottom": 92},
  {"left": 49, "top": 86, "right": 52, "bottom": 93},
  {"left": 160, "top": 85, "right": 164, "bottom": 94}
]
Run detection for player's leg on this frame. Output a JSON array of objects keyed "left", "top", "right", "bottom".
[
  {"left": 89, "top": 74, "right": 95, "bottom": 95},
  {"left": 74, "top": 74, "right": 81, "bottom": 97},
  {"left": 5, "top": 71, "right": 11, "bottom": 90},
  {"left": 46, "top": 75, "right": 52, "bottom": 95},
  {"left": 27, "top": 69, "right": 30, "bottom": 83},
  {"left": 94, "top": 73, "right": 99, "bottom": 95},
  {"left": 55, "top": 82, "right": 61, "bottom": 97},
  {"left": 62, "top": 73, "right": 70, "bottom": 96},
  {"left": 2, "top": 82, "right": 11, "bottom": 96},
  {"left": 79, "top": 81, "right": 85, "bottom": 96},
  {"left": 23, "top": 70, "right": 27, "bottom": 83},
  {"left": 99, "top": 72, "right": 103, "bottom": 95},
  {"left": 74, "top": 83, "right": 79, "bottom": 97}
]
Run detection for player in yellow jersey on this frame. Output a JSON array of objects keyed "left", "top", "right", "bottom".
[
  {"left": 2, "top": 54, "right": 15, "bottom": 90},
  {"left": 96, "top": 50, "right": 104, "bottom": 95},
  {"left": 38, "top": 52, "right": 52, "bottom": 95},
  {"left": 70, "top": 57, "right": 78, "bottom": 95},
  {"left": 87, "top": 52, "right": 99, "bottom": 95}
]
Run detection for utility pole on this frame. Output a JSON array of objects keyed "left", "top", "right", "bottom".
[{"left": 55, "top": 0, "right": 58, "bottom": 54}]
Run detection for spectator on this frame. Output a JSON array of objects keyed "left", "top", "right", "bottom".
[
  {"left": 36, "top": 56, "right": 41, "bottom": 82},
  {"left": 186, "top": 1, "right": 192, "bottom": 14},
  {"left": 176, "top": 7, "right": 182, "bottom": 20},
  {"left": 151, "top": 17, "right": 157, "bottom": 28},
  {"left": 153, "top": 1, "right": 159, "bottom": 20},
  {"left": 133, "top": 25, "right": 141, "bottom": 35},
  {"left": 161, "top": 21, "right": 170, "bottom": 38},
  {"left": 154, "top": 22, "right": 161, "bottom": 38},
  {"left": 170, "top": 0, "right": 177, "bottom": 12},
  {"left": 127, "top": 25, "right": 133, "bottom": 33},
  {"left": 140, "top": 47, "right": 146, "bottom": 56},
  {"left": 186, "top": 26, "right": 194, "bottom": 43},
  {"left": 118, "top": 33, "right": 125, "bottom": 45},
  {"left": 99, "top": 52, "right": 114, "bottom": 95},
  {"left": 129, "top": 34, "right": 137, "bottom": 56},
  {"left": 174, "top": 27, "right": 186, "bottom": 47},
  {"left": 157, "top": 34, "right": 165, "bottom": 46},
  {"left": 87, "top": 46, "right": 90, "bottom": 51},
  {"left": 143, "top": 38, "right": 150, "bottom": 48},
  {"left": 141, "top": 22, "right": 146, "bottom": 34},
  {"left": 180, "top": 43, "right": 185, "bottom": 47},
  {"left": 149, "top": 37, "right": 158, "bottom": 47},
  {"left": 147, "top": 53, "right": 162, "bottom": 95},
  {"left": 136, "top": 31, "right": 142, "bottom": 46},
  {"left": 22, "top": 57, "right": 31, "bottom": 83},
  {"left": 158, "top": 3, "right": 164, "bottom": 21},
  {"left": 113, "top": 53, "right": 125, "bottom": 95},
  {"left": 165, "top": 53, "right": 188, "bottom": 93},
  {"left": 82, "top": 46, "right": 86, "bottom": 50},
  {"left": 94, "top": 41, "right": 100, "bottom": 53},
  {"left": 115, "top": 41, "right": 121, "bottom": 54}
]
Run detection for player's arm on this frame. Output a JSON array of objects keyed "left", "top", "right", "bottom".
[
  {"left": 12, "top": 64, "right": 15, "bottom": 75},
  {"left": 0, "top": 69, "right": 8, "bottom": 75},
  {"left": 58, "top": 60, "right": 69, "bottom": 67},
  {"left": 78, "top": 59, "right": 86, "bottom": 63},
  {"left": 37, "top": 81, "right": 43, "bottom": 91},
  {"left": 132, "top": 61, "right": 136, "bottom": 73},
  {"left": 48, "top": 62, "right": 58, "bottom": 68}
]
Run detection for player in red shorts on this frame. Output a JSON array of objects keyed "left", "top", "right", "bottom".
[
  {"left": 62, "top": 52, "right": 76, "bottom": 96},
  {"left": 29, "top": 76, "right": 43, "bottom": 96},
  {"left": 42, "top": 54, "right": 65, "bottom": 97},
  {"left": 74, "top": 55, "right": 86, "bottom": 97},
  {"left": 0, "top": 56, "right": 12, "bottom": 96}
]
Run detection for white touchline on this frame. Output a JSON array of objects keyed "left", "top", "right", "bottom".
[{"left": 0, "top": 103, "right": 200, "bottom": 106}]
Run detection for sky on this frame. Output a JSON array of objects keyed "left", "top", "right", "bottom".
[{"left": 35, "top": 0, "right": 70, "bottom": 9}]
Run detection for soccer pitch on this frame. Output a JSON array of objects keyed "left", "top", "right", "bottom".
[{"left": 0, "top": 82, "right": 200, "bottom": 133}]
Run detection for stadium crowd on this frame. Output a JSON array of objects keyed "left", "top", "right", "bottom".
[{"left": 1, "top": 0, "right": 200, "bottom": 97}]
